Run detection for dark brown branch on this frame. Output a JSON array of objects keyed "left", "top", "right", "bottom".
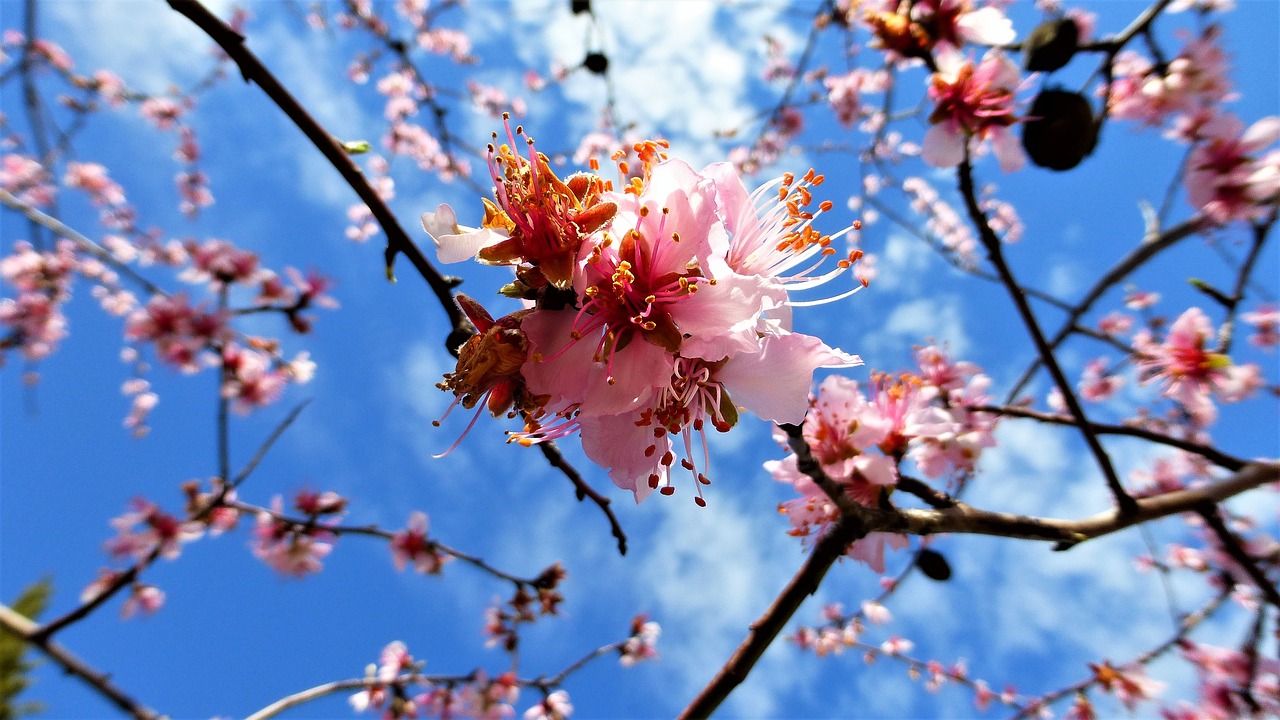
[
  {"left": 1010, "top": 586, "right": 1228, "bottom": 719},
  {"left": 536, "top": 441, "right": 627, "bottom": 556},
  {"left": 0, "top": 604, "right": 161, "bottom": 719},
  {"left": 677, "top": 515, "right": 867, "bottom": 720},
  {"left": 974, "top": 404, "right": 1249, "bottom": 472},
  {"left": 957, "top": 157, "right": 1134, "bottom": 515},
  {"left": 1196, "top": 505, "right": 1280, "bottom": 608},
  {"left": 1007, "top": 213, "right": 1206, "bottom": 400},
  {"left": 165, "top": 0, "right": 468, "bottom": 350}
]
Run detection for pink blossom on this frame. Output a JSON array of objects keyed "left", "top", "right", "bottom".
[
  {"left": 923, "top": 49, "right": 1024, "bottom": 172},
  {"left": 880, "top": 635, "right": 913, "bottom": 654},
  {"left": 0, "top": 154, "right": 56, "bottom": 206},
  {"left": 524, "top": 690, "right": 572, "bottom": 720},
  {"left": 221, "top": 344, "right": 288, "bottom": 414},
  {"left": 619, "top": 615, "right": 660, "bottom": 666},
  {"left": 1185, "top": 113, "right": 1280, "bottom": 224},
  {"left": 80, "top": 568, "right": 123, "bottom": 604},
  {"left": 469, "top": 81, "right": 526, "bottom": 119},
  {"left": 124, "top": 293, "right": 228, "bottom": 373},
  {"left": 1132, "top": 307, "right": 1261, "bottom": 425},
  {"left": 251, "top": 496, "right": 335, "bottom": 577},
  {"left": 389, "top": 511, "right": 449, "bottom": 574},
  {"left": 140, "top": 96, "right": 185, "bottom": 131},
  {"left": 1124, "top": 288, "right": 1160, "bottom": 310},
  {"left": 104, "top": 497, "right": 204, "bottom": 561},
  {"left": 1079, "top": 358, "right": 1124, "bottom": 402},
  {"left": 1240, "top": 304, "right": 1279, "bottom": 349},
  {"left": 63, "top": 162, "right": 126, "bottom": 206},
  {"left": 1098, "top": 311, "right": 1134, "bottom": 337},
  {"left": 416, "top": 27, "right": 473, "bottom": 63},
  {"left": 823, "top": 69, "right": 887, "bottom": 128},
  {"left": 181, "top": 238, "right": 261, "bottom": 287},
  {"left": 121, "top": 584, "right": 165, "bottom": 618},
  {"left": 1090, "top": 661, "right": 1165, "bottom": 711}
]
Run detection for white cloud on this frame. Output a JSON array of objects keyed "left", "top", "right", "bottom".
[
  {"left": 46, "top": 0, "right": 238, "bottom": 90},
  {"left": 635, "top": 496, "right": 810, "bottom": 718},
  {"left": 873, "top": 295, "right": 971, "bottom": 358}
]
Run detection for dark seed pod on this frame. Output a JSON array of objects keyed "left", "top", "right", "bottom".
[
  {"left": 917, "top": 548, "right": 952, "bottom": 582},
  {"left": 1022, "top": 89, "right": 1099, "bottom": 171},
  {"left": 1023, "top": 18, "right": 1079, "bottom": 73},
  {"left": 583, "top": 51, "right": 609, "bottom": 75}
]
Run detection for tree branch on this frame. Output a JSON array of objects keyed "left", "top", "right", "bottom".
[
  {"left": 0, "top": 603, "right": 161, "bottom": 720},
  {"left": 957, "top": 157, "right": 1134, "bottom": 515},
  {"left": 165, "top": 0, "right": 468, "bottom": 351}
]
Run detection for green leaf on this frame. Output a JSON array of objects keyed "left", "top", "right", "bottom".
[{"left": 1, "top": 578, "right": 53, "bottom": 720}]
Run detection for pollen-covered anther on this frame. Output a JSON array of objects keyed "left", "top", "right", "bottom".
[
  {"left": 648, "top": 474, "right": 661, "bottom": 489},
  {"left": 697, "top": 473, "right": 711, "bottom": 485},
  {"left": 680, "top": 458, "right": 695, "bottom": 471},
  {"left": 661, "top": 451, "right": 675, "bottom": 466},
  {"left": 644, "top": 444, "right": 657, "bottom": 458},
  {"left": 659, "top": 486, "right": 676, "bottom": 496}
]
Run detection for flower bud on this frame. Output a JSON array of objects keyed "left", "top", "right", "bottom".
[
  {"left": 583, "top": 51, "right": 609, "bottom": 75},
  {"left": 1021, "top": 89, "right": 1098, "bottom": 171},
  {"left": 1023, "top": 18, "right": 1079, "bottom": 73}
]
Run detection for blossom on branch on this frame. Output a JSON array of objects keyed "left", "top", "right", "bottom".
[{"left": 427, "top": 127, "right": 863, "bottom": 505}]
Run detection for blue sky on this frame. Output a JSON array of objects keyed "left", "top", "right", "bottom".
[{"left": 2, "top": 1, "right": 1278, "bottom": 718}]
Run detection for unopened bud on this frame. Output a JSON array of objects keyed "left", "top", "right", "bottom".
[
  {"left": 583, "top": 52, "right": 608, "bottom": 75},
  {"left": 341, "top": 140, "right": 372, "bottom": 155},
  {"left": 1023, "top": 18, "right": 1079, "bottom": 73},
  {"left": 1021, "top": 89, "right": 1098, "bottom": 171}
]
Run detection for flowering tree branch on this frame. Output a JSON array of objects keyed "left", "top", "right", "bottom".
[
  {"left": 164, "top": 0, "right": 469, "bottom": 349},
  {"left": 973, "top": 404, "right": 1250, "bottom": 472},
  {"left": 0, "top": 603, "right": 160, "bottom": 720},
  {"left": 957, "top": 156, "right": 1134, "bottom": 514}
]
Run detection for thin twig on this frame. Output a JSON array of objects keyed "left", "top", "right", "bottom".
[
  {"left": 974, "top": 404, "right": 1249, "bottom": 472},
  {"left": 165, "top": 0, "right": 468, "bottom": 350},
  {"left": 0, "top": 604, "right": 161, "bottom": 720},
  {"left": 1196, "top": 504, "right": 1280, "bottom": 608},
  {"left": 1006, "top": 213, "right": 1206, "bottom": 401},
  {"left": 957, "top": 157, "right": 1135, "bottom": 515},
  {"left": 536, "top": 441, "right": 627, "bottom": 556}
]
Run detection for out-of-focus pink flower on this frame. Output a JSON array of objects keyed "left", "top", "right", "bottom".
[
  {"left": 221, "top": 344, "right": 288, "bottom": 414},
  {"left": 1, "top": 154, "right": 56, "bottom": 207},
  {"left": 1132, "top": 307, "right": 1261, "bottom": 425},
  {"left": 923, "top": 49, "right": 1024, "bottom": 172},
  {"left": 824, "top": 69, "right": 888, "bottom": 128},
  {"left": 620, "top": 614, "right": 660, "bottom": 666},
  {"left": 1079, "top": 358, "right": 1124, "bottom": 402},
  {"left": 1240, "top": 304, "right": 1279, "bottom": 349},
  {"left": 251, "top": 496, "right": 335, "bottom": 577},
  {"left": 181, "top": 238, "right": 261, "bottom": 287},
  {"left": 121, "top": 584, "right": 165, "bottom": 618},
  {"left": 1089, "top": 661, "right": 1165, "bottom": 711},
  {"left": 64, "top": 162, "right": 126, "bottom": 206},
  {"left": 524, "top": 690, "right": 572, "bottom": 720},
  {"left": 389, "top": 511, "right": 449, "bottom": 574},
  {"left": 140, "top": 96, "right": 185, "bottom": 131},
  {"left": 1185, "top": 113, "right": 1280, "bottom": 224},
  {"left": 104, "top": 497, "right": 203, "bottom": 561}
]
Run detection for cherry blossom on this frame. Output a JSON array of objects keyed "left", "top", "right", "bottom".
[
  {"left": 389, "top": 511, "right": 449, "bottom": 574},
  {"left": 1184, "top": 113, "right": 1280, "bottom": 223},
  {"left": 524, "top": 690, "right": 572, "bottom": 720},
  {"left": 103, "top": 497, "right": 204, "bottom": 562},
  {"left": 1240, "top": 304, "right": 1278, "bottom": 349},
  {"left": 1132, "top": 307, "right": 1262, "bottom": 425},
  {"left": 923, "top": 49, "right": 1025, "bottom": 172}
]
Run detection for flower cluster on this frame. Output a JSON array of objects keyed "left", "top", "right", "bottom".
[
  {"left": 1131, "top": 307, "right": 1262, "bottom": 426},
  {"left": 424, "top": 122, "right": 864, "bottom": 504},
  {"left": 767, "top": 346, "right": 996, "bottom": 572},
  {"left": 250, "top": 491, "right": 344, "bottom": 577}
]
